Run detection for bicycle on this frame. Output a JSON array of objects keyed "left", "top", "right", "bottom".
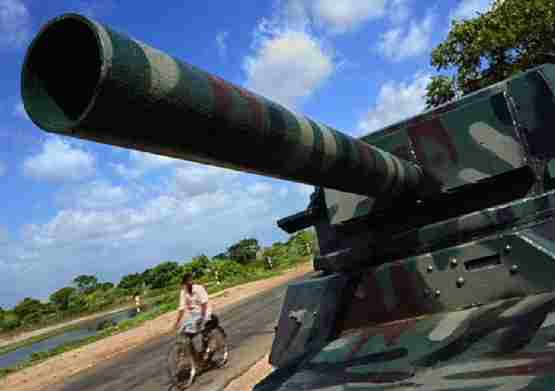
[{"left": 167, "top": 315, "right": 229, "bottom": 390}]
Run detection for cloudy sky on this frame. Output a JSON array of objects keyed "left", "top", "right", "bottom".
[{"left": 0, "top": 0, "right": 493, "bottom": 307}]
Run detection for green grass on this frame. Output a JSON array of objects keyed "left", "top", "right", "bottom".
[
  {"left": 0, "top": 295, "right": 162, "bottom": 358},
  {"left": 0, "top": 298, "right": 135, "bottom": 338},
  {"left": 0, "top": 258, "right": 310, "bottom": 379}
]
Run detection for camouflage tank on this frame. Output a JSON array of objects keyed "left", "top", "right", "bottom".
[{"left": 22, "top": 13, "right": 555, "bottom": 391}]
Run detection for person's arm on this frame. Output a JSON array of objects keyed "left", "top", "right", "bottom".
[
  {"left": 175, "top": 290, "right": 186, "bottom": 330},
  {"left": 200, "top": 303, "right": 208, "bottom": 321}
]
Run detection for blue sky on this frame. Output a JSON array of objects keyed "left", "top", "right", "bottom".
[{"left": 0, "top": 0, "right": 493, "bottom": 307}]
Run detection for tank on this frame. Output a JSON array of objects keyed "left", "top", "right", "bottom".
[{"left": 22, "top": 13, "right": 555, "bottom": 391}]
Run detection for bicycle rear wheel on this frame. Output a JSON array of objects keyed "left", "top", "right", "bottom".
[
  {"left": 206, "top": 326, "right": 228, "bottom": 368},
  {"left": 167, "top": 339, "right": 196, "bottom": 389}
]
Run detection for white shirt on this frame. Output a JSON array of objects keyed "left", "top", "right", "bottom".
[{"left": 178, "top": 284, "right": 212, "bottom": 319}]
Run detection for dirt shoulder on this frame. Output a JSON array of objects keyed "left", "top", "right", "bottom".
[
  {"left": 0, "top": 262, "right": 312, "bottom": 391},
  {"left": 223, "top": 354, "right": 274, "bottom": 391}
]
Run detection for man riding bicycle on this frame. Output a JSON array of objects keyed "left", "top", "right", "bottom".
[{"left": 174, "top": 273, "right": 215, "bottom": 361}]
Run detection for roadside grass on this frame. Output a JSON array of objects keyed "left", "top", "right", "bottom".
[
  {"left": 0, "top": 297, "right": 136, "bottom": 339},
  {"left": 0, "top": 258, "right": 310, "bottom": 379},
  {"left": 0, "top": 293, "right": 172, "bottom": 357}
]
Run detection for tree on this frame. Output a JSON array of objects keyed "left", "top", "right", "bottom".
[
  {"left": 118, "top": 273, "right": 144, "bottom": 290},
  {"left": 143, "top": 261, "right": 181, "bottom": 289},
  {"left": 50, "top": 287, "right": 77, "bottom": 311},
  {"left": 426, "top": 0, "right": 555, "bottom": 107},
  {"left": 0, "top": 311, "right": 21, "bottom": 331},
  {"left": 227, "top": 238, "right": 260, "bottom": 264},
  {"left": 287, "top": 229, "right": 317, "bottom": 255},
  {"left": 188, "top": 255, "right": 211, "bottom": 279},
  {"left": 98, "top": 282, "right": 114, "bottom": 291},
  {"left": 73, "top": 275, "right": 98, "bottom": 294},
  {"left": 13, "top": 297, "right": 44, "bottom": 319},
  {"left": 210, "top": 259, "right": 246, "bottom": 281},
  {"left": 67, "top": 291, "right": 87, "bottom": 312}
]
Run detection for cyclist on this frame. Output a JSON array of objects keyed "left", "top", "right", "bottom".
[{"left": 174, "top": 273, "right": 215, "bottom": 360}]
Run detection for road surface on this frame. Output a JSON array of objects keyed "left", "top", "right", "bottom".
[{"left": 48, "top": 273, "right": 312, "bottom": 391}]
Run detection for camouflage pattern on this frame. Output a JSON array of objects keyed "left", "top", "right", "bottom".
[
  {"left": 21, "top": 13, "right": 423, "bottom": 200},
  {"left": 269, "top": 274, "right": 348, "bottom": 368},
  {"left": 21, "top": 13, "right": 555, "bottom": 391},
  {"left": 256, "top": 292, "right": 555, "bottom": 390},
  {"left": 326, "top": 64, "right": 555, "bottom": 224}
]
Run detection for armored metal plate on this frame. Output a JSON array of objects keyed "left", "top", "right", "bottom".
[
  {"left": 408, "top": 93, "right": 525, "bottom": 190},
  {"left": 323, "top": 188, "right": 373, "bottom": 225},
  {"left": 269, "top": 274, "right": 348, "bottom": 368}
]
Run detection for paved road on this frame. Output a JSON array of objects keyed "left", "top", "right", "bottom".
[{"left": 49, "top": 273, "right": 312, "bottom": 391}]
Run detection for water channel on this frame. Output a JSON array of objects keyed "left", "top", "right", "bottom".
[{"left": 0, "top": 307, "right": 141, "bottom": 370}]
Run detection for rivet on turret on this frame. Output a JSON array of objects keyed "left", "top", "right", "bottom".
[
  {"left": 450, "top": 258, "right": 458, "bottom": 267},
  {"left": 456, "top": 277, "right": 465, "bottom": 287},
  {"left": 434, "top": 289, "right": 441, "bottom": 297},
  {"left": 505, "top": 244, "right": 512, "bottom": 253},
  {"left": 427, "top": 265, "right": 434, "bottom": 273},
  {"left": 510, "top": 264, "right": 519, "bottom": 274}
]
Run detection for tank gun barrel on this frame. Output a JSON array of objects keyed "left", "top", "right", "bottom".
[{"left": 22, "top": 14, "right": 424, "bottom": 198}]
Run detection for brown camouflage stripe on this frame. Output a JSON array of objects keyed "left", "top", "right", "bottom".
[
  {"left": 208, "top": 75, "right": 234, "bottom": 121},
  {"left": 22, "top": 13, "right": 425, "bottom": 199}
]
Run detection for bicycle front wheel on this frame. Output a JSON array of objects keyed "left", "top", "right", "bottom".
[
  {"left": 206, "top": 326, "right": 228, "bottom": 368},
  {"left": 167, "top": 341, "right": 196, "bottom": 389}
]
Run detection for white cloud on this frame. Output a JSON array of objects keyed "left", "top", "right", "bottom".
[
  {"left": 247, "top": 182, "right": 273, "bottom": 196},
  {"left": 0, "top": 0, "right": 30, "bottom": 47},
  {"left": 23, "top": 138, "right": 96, "bottom": 182},
  {"left": 216, "top": 31, "right": 229, "bottom": 58},
  {"left": 0, "top": 226, "right": 8, "bottom": 244},
  {"left": 244, "top": 27, "right": 334, "bottom": 109},
  {"left": 378, "top": 12, "right": 434, "bottom": 61},
  {"left": 311, "top": 0, "right": 386, "bottom": 34},
  {"left": 282, "top": 0, "right": 311, "bottom": 31},
  {"left": 112, "top": 150, "right": 181, "bottom": 179},
  {"left": 388, "top": 0, "right": 410, "bottom": 25},
  {"left": 296, "top": 183, "right": 314, "bottom": 198},
  {"left": 13, "top": 101, "right": 28, "bottom": 120},
  {"left": 242, "top": 0, "right": 338, "bottom": 110},
  {"left": 77, "top": 0, "right": 115, "bottom": 18},
  {"left": 25, "top": 186, "right": 264, "bottom": 249},
  {"left": 449, "top": 0, "right": 494, "bottom": 22},
  {"left": 358, "top": 72, "right": 431, "bottom": 134},
  {"left": 56, "top": 180, "right": 130, "bottom": 210},
  {"left": 174, "top": 164, "right": 237, "bottom": 197}
]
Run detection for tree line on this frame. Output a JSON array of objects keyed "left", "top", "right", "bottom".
[{"left": 0, "top": 230, "right": 317, "bottom": 332}]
